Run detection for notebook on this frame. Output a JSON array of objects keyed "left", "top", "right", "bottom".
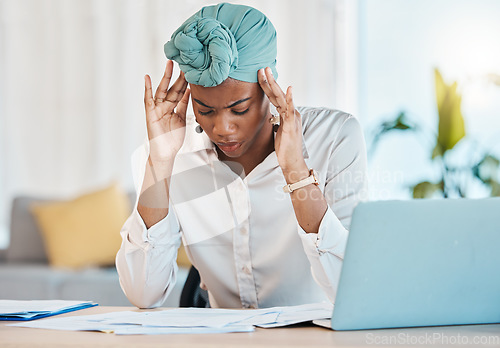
[{"left": 317, "top": 198, "right": 500, "bottom": 330}]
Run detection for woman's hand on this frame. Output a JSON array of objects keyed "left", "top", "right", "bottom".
[
  {"left": 258, "top": 67, "right": 308, "bottom": 177},
  {"left": 144, "top": 60, "right": 190, "bottom": 162},
  {"left": 258, "top": 68, "right": 327, "bottom": 234}
]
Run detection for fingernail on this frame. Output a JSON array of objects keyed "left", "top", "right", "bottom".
[{"left": 259, "top": 70, "right": 267, "bottom": 83}]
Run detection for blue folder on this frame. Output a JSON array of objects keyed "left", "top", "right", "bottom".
[{"left": 0, "top": 301, "right": 98, "bottom": 321}]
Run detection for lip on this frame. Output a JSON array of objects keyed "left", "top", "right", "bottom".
[{"left": 216, "top": 142, "right": 242, "bottom": 153}]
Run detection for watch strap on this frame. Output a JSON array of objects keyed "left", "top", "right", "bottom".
[{"left": 283, "top": 169, "right": 319, "bottom": 193}]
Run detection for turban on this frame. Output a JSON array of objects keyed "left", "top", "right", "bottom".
[{"left": 164, "top": 3, "right": 278, "bottom": 87}]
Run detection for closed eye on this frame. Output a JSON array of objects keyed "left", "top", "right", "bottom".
[
  {"left": 198, "top": 109, "right": 214, "bottom": 116},
  {"left": 232, "top": 108, "right": 249, "bottom": 115}
]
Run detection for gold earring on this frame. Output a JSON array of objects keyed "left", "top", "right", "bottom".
[{"left": 269, "top": 113, "right": 280, "bottom": 126}]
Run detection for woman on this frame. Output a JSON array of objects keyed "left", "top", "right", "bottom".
[{"left": 116, "top": 3, "right": 367, "bottom": 309}]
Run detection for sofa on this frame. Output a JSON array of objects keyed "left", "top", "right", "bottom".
[{"left": 0, "top": 194, "right": 188, "bottom": 307}]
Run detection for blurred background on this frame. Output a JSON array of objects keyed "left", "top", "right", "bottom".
[{"left": 1, "top": 0, "right": 500, "bottom": 248}]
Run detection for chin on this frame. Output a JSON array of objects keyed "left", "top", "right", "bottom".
[{"left": 220, "top": 148, "right": 244, "bottom": 158}]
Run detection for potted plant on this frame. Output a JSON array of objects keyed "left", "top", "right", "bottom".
[{"left": 370, "top": 69, "right": 500, "bottom": 198}]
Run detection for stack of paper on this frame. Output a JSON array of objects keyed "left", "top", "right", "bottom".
[
  {"left": 8, "top": 302, "right": 332, "bottom": 335},
  {"left": 0, "top": 300, "right": 98, "bottom": 321}
]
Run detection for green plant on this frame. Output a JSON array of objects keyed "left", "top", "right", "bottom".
[{"left": 371, "top": 69, "right": 500, "bottom": 198}]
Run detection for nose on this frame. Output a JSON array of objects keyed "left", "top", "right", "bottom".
[{"left": 212, "top": 112, "right": 236, "bottom": 137}]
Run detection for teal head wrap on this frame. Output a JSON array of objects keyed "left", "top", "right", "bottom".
[{"left": 164, "top": 3, "right": 278, "bottom": 87}]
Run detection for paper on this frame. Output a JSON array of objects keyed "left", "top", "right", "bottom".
[
  {"left": 8, "top": 311, "right": 255, "bottom": 334},
  {"left": 0, "top": 300, "right": 97, "bottom": 321},
  {"left": 98, "top": 307, "right": 281, "bottom": 328},
  {"left": 255, "top": 303, "right": 333, "bottom": 328},
  {"left": 8, "top": 314, "right": 129, "bottom": 332},
  {"left": 312, "top": 318, "right": 332, "bottom": 329},
  {"left": 9, "top": 302, "right": 333, "bottom": 335}
]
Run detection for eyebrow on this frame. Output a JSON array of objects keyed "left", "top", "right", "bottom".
[{"left": 193, "top": 97, "right": 251, "bottom": 109}]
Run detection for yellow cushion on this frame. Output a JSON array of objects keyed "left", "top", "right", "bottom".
[
  {"left": 177, "top": 242, "right": 191, "bottom": 268},
  {"left": 31, "top": 183, "right": 130, "bottom": 269}
]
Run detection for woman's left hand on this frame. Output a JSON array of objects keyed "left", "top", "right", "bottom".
[{"left": 258, "top": 67, "right": 308, "bottom": 175}]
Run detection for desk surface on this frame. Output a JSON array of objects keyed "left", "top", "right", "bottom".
[{"left": 1, "top": 306, "right": 500, "bottom": 348}]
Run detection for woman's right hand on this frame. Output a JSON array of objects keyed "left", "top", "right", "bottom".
[{"left": 144, "top": 60, "right": 190, "bottom": 162}]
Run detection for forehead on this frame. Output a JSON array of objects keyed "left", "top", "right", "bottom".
[{"left": 190, "top": 79, "right": 263, "bottom": 107}]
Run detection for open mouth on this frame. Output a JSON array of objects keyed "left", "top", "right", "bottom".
[{"left": 217, "top": 142, "right": 242, "bottom": 153}]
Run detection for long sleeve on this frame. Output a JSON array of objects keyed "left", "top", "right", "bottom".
[
  {"left": 298, "top": 115, "right": 367, "bottom": 302},
  {"left": 115, "top": 143, "right": 182, "bottom": 309}
]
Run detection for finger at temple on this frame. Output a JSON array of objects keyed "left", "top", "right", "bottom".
[{"left": 265, "top": 68, "right": 286, "bottom": 109}]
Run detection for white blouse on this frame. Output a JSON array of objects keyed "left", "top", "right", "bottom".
[{"left": 116, "top": 106, "right": 367, "bottom": 309}]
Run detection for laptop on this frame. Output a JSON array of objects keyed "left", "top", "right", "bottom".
[{"left": 316, "top": 198, "right": 500, "bottom": 330}]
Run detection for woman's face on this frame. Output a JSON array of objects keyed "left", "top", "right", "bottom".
[{"left": 190, "top": 78, "right": 272, "bottom": 159}]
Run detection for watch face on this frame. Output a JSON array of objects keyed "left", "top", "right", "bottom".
[{"left": 312, "top": 170, "right": 319, "bottom": 185}]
